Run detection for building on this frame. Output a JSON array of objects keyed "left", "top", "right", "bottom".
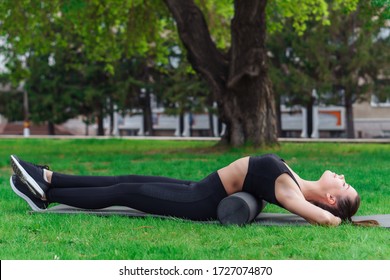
[{"left": 1, "top": 91, "right": 389, "bottom": 138}]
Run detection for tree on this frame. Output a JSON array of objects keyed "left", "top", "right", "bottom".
[
  {"left": 0, "top": 59, "right": 26, "bottom": 122},
  {"left": 0, "top": 0, "right": 360, "bottom": 145},
  {"left": 0, "top": 0, "right": 175, "bottom": 136},
  {"left": 25, "top": 53, "right": 80, "bottom": 135},
  {"left": 268, "top": 0, "right": 390, "bottom": 138},
  {"left": 113, "top": 56, "right": 162, "bottom": 136},
  {"left": 163, "top": 0, "right": 274, "bottom": 145},
  {"left": 155, "top": 0, "right": 360, "bottom": 145},
  {"left": 0, "top": 75, "right": 24, "bottom": 122},
  {"left": 155, "top": 44, "right": 213, "bottom": 136}
]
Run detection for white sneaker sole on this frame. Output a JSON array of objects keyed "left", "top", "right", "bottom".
[
  {"left": 10, "top": 176, "right": 46, "bottom": 212},
  {"left": 10, "top": 155, "right": 45, "bottom": 198}
]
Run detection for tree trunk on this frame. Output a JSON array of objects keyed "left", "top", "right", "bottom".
[
  {"left": 163, "top": 0, "right": 277, "bottom": 146},
  {"left": 306, "top": 96, "right": 314, "bottom": 138},
  {"left": 109, "top": 98, "right": 114, "bottom": 135},
  {"left": 142, "top": 90, "right": 154, "bottom": 136},
  {"left": 345, "top": 94, "right": 355, "bottom": 138},
  {"left": 208, "top": 110, "right": 214, "bottom": 137},
  {"left": 221, "top": 77, "right": 276, "bottom": 146},
  {"left": 47, "top": 121, "right": 55, "bottom": 135},
  {"left": 276, "top": 95, "right": 283, "bottom": 137},
  {"left": 224, "top": 0, "right": 277, "bottom": 145},
  {"left": 96, "top": 109, "right": 105, "bottom": 136},
  {"left": 179, "top": 112, "right": 184, "bottom": 136}
]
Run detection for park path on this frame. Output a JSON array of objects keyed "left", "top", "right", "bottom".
[{"left": 0, "top": 134, "right": 389, "bottom": 143}]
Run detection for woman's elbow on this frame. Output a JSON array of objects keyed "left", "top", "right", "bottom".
[{"left": 312, "top": 213, "right": 342, "bottom": 226}]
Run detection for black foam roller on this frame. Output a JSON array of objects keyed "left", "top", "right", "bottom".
[{"left": 217, "top": 192, "right": 265, "bottom": 225}]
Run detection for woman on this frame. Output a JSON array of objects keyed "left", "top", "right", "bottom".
[{"left": 9, "top": 154, "right": 360, "bottom": 226}]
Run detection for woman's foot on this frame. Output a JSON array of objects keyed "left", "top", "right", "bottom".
[
  {"left": 10, "top": 175, "right": 48, "bottom": 211},
  {"left": 10, "top": 155, "right": 50, "bottom": 200}
]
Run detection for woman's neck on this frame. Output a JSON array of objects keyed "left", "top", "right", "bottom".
[
  {"left": 284, "top": 165, "right": 326, "bottom": 203},
  {"left": 299, "top": 179, "right": 325, "bottom": 202}
]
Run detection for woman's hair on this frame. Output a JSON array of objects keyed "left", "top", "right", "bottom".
[{"left": 313, "top": 194, "right": 379, "bottom": 226}]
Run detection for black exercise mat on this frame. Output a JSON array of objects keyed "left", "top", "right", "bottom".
[{"left": 33, "top": 204, "right": 390, "bottom": 227}]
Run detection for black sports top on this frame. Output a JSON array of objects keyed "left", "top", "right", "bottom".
[{"left": 242, "top": 154, "right": 300, "bottom": 208}]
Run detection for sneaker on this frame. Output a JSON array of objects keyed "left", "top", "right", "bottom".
[
  {"left": 10, "top": 175, "right": 48, "bottom": 211},
  {"left": 10, "top": 155, "right": 50, "bottom": 199}
]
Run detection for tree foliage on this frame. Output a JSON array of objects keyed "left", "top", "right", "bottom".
[
  {"left": 0, "top": 0, "right": 371, "bottom": 143},
  {"left": 268, "top": 0, "right": 389, "bottom": 138}
]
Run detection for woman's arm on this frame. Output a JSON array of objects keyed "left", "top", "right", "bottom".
[
  {"left": 276, "top": 175, "right": 342, "bottom": 226},
  {"left": 283, "top": 197, "right": 342, "bottom": 226}
]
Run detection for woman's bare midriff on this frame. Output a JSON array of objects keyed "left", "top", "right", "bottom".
[{"left": 217, "top": 156, "right": 249, "bottom": 195}]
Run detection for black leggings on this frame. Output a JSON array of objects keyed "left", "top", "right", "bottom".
[{"left": 46, "top": 171, "right": 228, "bottom": 221}]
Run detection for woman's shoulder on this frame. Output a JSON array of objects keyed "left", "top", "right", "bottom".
[{"left": 230, "top": 156, "right": 250, "bottom": 166}]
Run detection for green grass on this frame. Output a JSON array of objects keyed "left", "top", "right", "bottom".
[{"left": 0, "top": 138, "right": 389, "bottom": 260}]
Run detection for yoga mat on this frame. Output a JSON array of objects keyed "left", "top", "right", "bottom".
[{"left": 34, "top": 204, "right": 390, "bottom": 228}]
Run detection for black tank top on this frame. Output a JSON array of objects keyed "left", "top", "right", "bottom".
[{"left": 242, "top": 154, "right": 300, "bottom": 208}]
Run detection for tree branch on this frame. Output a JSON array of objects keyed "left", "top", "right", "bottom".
[{"left": 163, "top": 0, "right": 228, "bottom": 97}]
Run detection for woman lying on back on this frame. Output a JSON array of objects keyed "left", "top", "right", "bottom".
[{"left": 10, "top": 154, "right": 360, "bottom": 226}]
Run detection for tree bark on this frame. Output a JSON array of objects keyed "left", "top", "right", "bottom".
[
  {"left": 345, "top": 93, "right": 355, "bottom": 138},
  {"left": 208, "top": 110, "right": 214, "bottom": 137},
  {"left": 142, "top": 89, "right": 154, "bottom": 136},
  {"left": 306, "top": 96, "right": 314, "bottom": 138},
  {"left": 96, "top": 108, "right": 105, "bottom": 136},
  {"left": 47, "top": 121, "right": 55, "bottom": 135},
  {"left": 109, "top": 98, "right": 114, "bottom": 135},
  {"left": 276, "top": 95, "right": 282, "bottom": 137},
  {"left": 225, "top": 0, "right": 277, "bottom": 145},
  {"left": 163, "top": 0, "right": 277, "bottom": 146}
]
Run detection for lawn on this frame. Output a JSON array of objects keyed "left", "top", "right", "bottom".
[{"left": 0, "top": 138, "right": 389, "bottom": 260}]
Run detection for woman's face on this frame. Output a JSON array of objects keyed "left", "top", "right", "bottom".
[{"left": 320, "top": 170, "right": 358, "bottom": 202}]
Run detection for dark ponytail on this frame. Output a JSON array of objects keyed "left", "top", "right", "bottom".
[{"left": 313, "top": 194, "right": 379, "bottom": 226}]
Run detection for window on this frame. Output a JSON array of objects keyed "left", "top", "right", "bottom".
[{"left": 370, "top": 94, "right": 390, "bottom": 107}]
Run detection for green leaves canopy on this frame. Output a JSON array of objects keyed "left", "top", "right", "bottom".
[{"left": 0, "top": 0, "right": 362, "bottom": 71}]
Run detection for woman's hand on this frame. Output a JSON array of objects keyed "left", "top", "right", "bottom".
[{"left": 328, "top": 215, "right": 342, "bottom": 226}]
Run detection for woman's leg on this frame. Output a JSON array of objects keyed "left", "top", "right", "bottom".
[
  {"left": 51, "top": 172, "right": 194, "bottom": 188},
  {"left": 46, "top": 172, "right": 227, "bottom": 221}
]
